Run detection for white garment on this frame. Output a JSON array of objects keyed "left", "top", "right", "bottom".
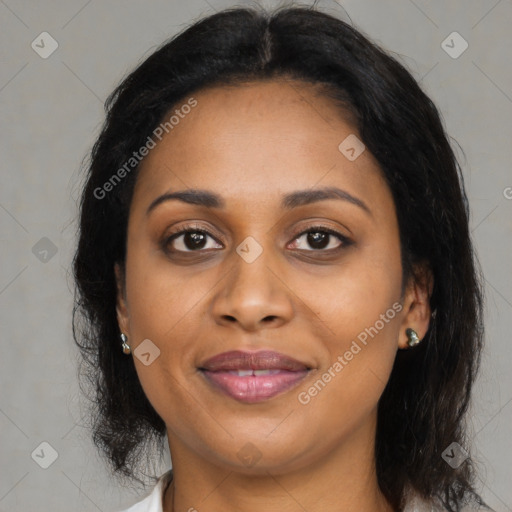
[
  {"left": 117, "top": 470, "right": 172, "bottom": 512},
  {"left": 116, "top": 469, "right": 489, "bottom": 512}
]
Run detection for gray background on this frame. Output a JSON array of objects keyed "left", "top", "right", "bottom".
[{"left": 0, "top": 0, "right": 511, "bottom": 510}]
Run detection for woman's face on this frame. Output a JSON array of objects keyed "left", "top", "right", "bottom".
[{"left": 116, "top": 79, "right": 429, "bottom": 475}]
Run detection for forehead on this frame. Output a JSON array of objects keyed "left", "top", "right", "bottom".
[{"left": 131, "top": 79, "right": 387, "bottom": 213}]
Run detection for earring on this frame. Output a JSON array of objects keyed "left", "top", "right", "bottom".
[
  {"left": 120, "top": 333, "right": 131, "bottom": 354},
  {"left": 406, "top": 328, "right": 421, "bottom": 348}
]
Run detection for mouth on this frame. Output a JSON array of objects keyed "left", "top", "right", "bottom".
[{"left": 198, "top": 350, "right": 312, "bottom": 403}]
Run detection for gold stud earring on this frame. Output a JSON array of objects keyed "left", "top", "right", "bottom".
[
  {"left": 406, "top": 328, "right": 421, "bottom": 348},
  {"left": 120, "top": 333, "right": 131, "bottom": 354}
]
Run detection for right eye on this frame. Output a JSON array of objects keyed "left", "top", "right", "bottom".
[{"left": 162, "top": 224, "right": 224, "bottom": 253}]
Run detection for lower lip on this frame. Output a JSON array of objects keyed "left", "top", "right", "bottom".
[{"left": 200, "top": 369, "right": 309, "bottom": 403}]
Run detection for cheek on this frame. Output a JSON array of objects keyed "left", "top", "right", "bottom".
[
  {"left": 293, "top": 273, "right": 402, "bottom": 445},
  {"left": 294, "top": 238, "right": 403, "bottom": 401},
  {"left": 123, "top": 260, "right": 208, "bottom": 440},
  {"left": 301, "top": 238, "right": 402, "bottom": 344},
  {"left": 122, "top": 243, "right": 211, "bottom": 399},
  {"left": 124, "top": 225, "right": 213, "bottom": 342}
]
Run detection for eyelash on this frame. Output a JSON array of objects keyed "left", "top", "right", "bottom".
[{"left": 162, "top": 222, "right": 352, "bottom": 255}]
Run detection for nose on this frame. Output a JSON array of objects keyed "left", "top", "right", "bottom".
[{"left": 210, "top": 242, "right": 295, "bottom": 332}]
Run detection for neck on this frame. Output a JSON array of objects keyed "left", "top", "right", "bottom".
[{"left": 163, "top": 413, "right": 393, "bottom": 512}]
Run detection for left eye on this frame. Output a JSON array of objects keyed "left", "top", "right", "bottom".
[{"left": 289, "top": 227, "right": 348, "bottom": 251}]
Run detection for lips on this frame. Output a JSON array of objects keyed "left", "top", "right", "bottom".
[
  {"left": 200, "top": 350, "right": 309, "bottom": 372},
  {"left": 199, "top": 350, "right": 311, "bottom": 403}
]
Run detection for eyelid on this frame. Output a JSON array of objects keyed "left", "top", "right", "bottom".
[{"left": 165, "top": 221, "right": 224, "bottom": 240}]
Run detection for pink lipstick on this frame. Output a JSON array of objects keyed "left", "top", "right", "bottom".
[{"left": 199, "top": 350, "right": 311, "bottom": 403}]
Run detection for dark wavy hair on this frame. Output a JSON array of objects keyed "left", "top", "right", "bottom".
[{"left": 72, "top": 4, "right": 488, "bottom": 511}]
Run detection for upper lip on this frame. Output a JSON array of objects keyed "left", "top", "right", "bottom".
[{"left": 199, "top": 350, "right": 310, "bottom": 372}]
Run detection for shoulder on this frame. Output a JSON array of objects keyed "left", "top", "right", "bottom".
[{"left": 115, "top": 470, "right": 173, "bottom": 512}]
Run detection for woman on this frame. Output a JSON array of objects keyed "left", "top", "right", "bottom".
[{"left": 73, "top": 4, "right": 491, "bottom": 512}]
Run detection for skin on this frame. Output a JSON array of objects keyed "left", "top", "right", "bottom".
[{"left": 115, "top": 79, "right": 432, "bottom": 512}]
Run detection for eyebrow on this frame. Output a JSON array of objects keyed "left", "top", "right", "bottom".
[{"left": 146, "top": 186, "right": 372, "bottom": 216}]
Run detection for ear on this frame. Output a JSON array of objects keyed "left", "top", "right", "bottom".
[
  {"left": 398, "top": 262, "right": 434, "bottom": 349},
  {"left": 114, "top": 262, "right": 130, "bottom": 336}
]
